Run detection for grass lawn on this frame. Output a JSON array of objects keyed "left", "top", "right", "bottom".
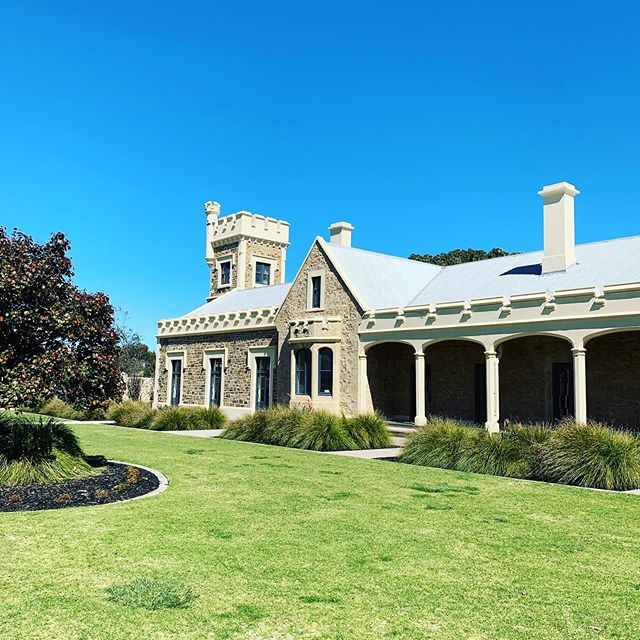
[{"left": 1, "top": 424, "right": 639, "bottom": 640}]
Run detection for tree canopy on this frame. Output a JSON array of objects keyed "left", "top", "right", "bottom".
[
  {"left": 409, "top": 247, "right": 516, "bottom": 266},
  {"left": 118, "top": 329, "right": 156, "bottom": 377},
  {"left": 0, "top": 227, "right": 123, "bottom": 410}
]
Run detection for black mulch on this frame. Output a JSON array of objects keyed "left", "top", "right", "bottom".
[{"left": 0, "top": 458, "right": 161, "bottom": 512}]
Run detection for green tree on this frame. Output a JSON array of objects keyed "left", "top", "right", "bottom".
[
  {"left": 409, "top": 247, "right": 516, "bottom": 266},
  {"left": 119, "top": 330, "right": 156, "bottom": 377},
  {"left": 0, "top": 227, "right": 124, "bottom": 410}
]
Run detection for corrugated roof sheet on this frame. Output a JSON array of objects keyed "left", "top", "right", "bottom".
[
  {"left": 322, "top": 242, "right": 443, "bottom": 310},
  {"left": 409, "top": 235, "right": 640, "bottom": 307},
  {"left": 183, "top": 283, "right": 291, "bottom": 317}
]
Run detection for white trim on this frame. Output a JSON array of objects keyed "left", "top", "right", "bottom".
[
  {"left": 216, "top": 255, "right": 234, "bottom": 290},
  {"left": 307, "top": 269, "right": 326, "bottom": 311},
  {"left": 203, "top": 348, "right": 227, "bottom": 408},
  {"left": 248, "top": 346, "right": 275, "bottom": 410},
  {"left": 165, "top": 350, "right": 186, "bottom": 406},
  {"left": 251, "top": 255, "right": 277, "bottom": 287}
]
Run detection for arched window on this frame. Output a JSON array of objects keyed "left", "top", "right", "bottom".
[
  {"left": 318, "top": 347, "right": 333, "bottom": 396},
  {"left": 295, "top": 348, "right": 312, "bottom": 396}
]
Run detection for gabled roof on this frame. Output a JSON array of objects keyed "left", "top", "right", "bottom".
[
  {"left": 320, "top": 239, "right": 442, "bottom": 311},
  {"left": 408, "top": 235, "right": 640, "bottom": 307},
  {"left": 183, "top": 283, "right": 291, "bottom": 317}
]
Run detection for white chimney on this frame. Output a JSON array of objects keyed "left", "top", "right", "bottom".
[
  {"left": 329, "top": 221, "right": 354, "bottom": 247},
  {"left": 204, "top": 201, "right": 221, "bottom": 263},
  {"left": 539, "top": 182, "right": 580, "bottom": 274}
]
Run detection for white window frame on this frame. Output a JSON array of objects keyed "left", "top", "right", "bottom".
[
  {"left": 165, "top": 350, "right": 186, "bottom": 406},
  {"left": 203, "top": 348, "right": 227, "bottom": 408},
  {"left": 251, "top": 255, "right": 277, "bottom": 287},
  {"left": 248, "top": 346, "right": 275, "bottom": 411},
  {"left": 307, "top": 269, "right": 325, "bottom": 311},
  {"left": 216, "top": 255, "right": 234, "bottom": 289}
]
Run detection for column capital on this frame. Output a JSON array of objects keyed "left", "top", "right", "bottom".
[
  {"left": 484, "top": 350, "right": 498, "bottom": 359},
  {"left": 414, "top": 351, "right": 425, "bottom": 360},
  {"left": 358, "top": 353, "right": 367, "bottom": 360},
  {"left": 571, "top": 347, "right": 587, "bottom": 356}
]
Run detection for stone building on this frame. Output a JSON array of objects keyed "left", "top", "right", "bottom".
[{"left": 155, "top": 182, "right": 640, "bottom": 431}]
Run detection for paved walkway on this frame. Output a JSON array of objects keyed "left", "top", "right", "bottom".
[
  {"left": 163, "top": 429, "right": 225, "bottom": 438},
  {"left": 325, "top": 447, "right": 401, "bottom": 459}
]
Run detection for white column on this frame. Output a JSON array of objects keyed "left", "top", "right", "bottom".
[
  {"left": 485, "top": 350, "right": 500, "bottom": 433},
  {"left": 572, "top": 347, "right": 587, "bottom": 423},
  {"left": 415, "top": 352, "right": 427, "bottom": 426},
  {"left": 357, "top": 353, "right": 368, "bottom": 414}
]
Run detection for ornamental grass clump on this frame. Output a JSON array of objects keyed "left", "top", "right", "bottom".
[
  {"left": 291, "top": 410, "right": 357, "bottom": 452},
  {"left": 150, "top": 406, "right": 226, "bottom": 431},
  {"left": 540, "top": 420, "right": 640, "bottom": 491},
  {"left": 344, "top": 413, "right": 391, "bottom": 449},
  {"left": 0, "top": 415, "right": 92, "bottom": 487},
  {"left": 456, "top": 428, "right": 534, "bottom": 478},
  {"left": 107, "top": 400, "right": 155, "bottom": 429},
  {"left": 399, "top": 418, "right": 476, "bottom": 469},
  {"left": 221, "top": 407, "right": 385, "bottom": 451}
]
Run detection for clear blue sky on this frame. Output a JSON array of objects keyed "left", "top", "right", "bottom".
[{"left": 2, "top": 1, "right": 639, "bottom": 345}]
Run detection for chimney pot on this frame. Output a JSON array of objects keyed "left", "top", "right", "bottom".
[
  {"left": 539, "top": 182, "right": 580, "bottom": 274},
  {"left": 329, "top": 221, "right": 354, "bottom": 247}
]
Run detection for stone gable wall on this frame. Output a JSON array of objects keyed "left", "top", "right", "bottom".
[
  {"left": 274, "top": 241, "right": 364, "bottom": 415},
  {"left": 157, "top": 329, "right": 278, "bottom": 408}
]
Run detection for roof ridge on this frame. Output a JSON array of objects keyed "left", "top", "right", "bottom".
[{"left": 326, "top": 242, "right": 444, "bottom": 270}]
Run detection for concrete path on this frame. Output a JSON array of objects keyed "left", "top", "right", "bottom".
[
  {"left": 163, "top": 429, "right": 225, "bottom": 438},
  {"left": 325, "top": 447, "right": 401, "bottom": 459}
]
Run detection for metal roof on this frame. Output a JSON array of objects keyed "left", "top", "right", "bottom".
[
  {"left": 183, "top": 283, "right": 291, "bottom": 317},
  {"left": 322, "top": 242, "right": 443, "bottom": 310},
  {"left": 409, "top": 235, "right": 640, "bottom": 308}
]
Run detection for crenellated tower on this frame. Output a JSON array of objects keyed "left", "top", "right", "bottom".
[{"left": 204, "top": 201, "right": 290, "bottom": 300}]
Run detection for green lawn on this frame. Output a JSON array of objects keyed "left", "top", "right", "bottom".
[{"left": 1, "top": 424, "right": 639, "bottom": 640}]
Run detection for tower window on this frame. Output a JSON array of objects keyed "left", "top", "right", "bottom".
[
  {"left": 219, "top": 260, "right": 232, "bottom": 286},
  {"left": 255, "top": 261, "right": 271, "bottom": 286}
]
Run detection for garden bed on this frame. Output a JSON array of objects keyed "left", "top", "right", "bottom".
[{"left": 0, "top": 460, "right": 162, "bottom": 512}]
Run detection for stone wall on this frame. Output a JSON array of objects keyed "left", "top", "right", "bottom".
[
  {"left": 244, "top": 238, "right": 285, "bottom": 287},
  {"left": 274, "top": 241, "right": 364, "bottom": 415},
  {"left": 499, "top": 336, "right": 572, "bottom": 422},
  {"left": 366, "top": 343, "right": 415, "bottom": 420},
  {"left": 123, "top": 375, "right": 154, "bottom": 403},
  {"left": 208, "top": 241, "right": 239, "bottom": 299},
  {"left": 426, "top": 341, "right": 485, "bottom": 421},
  {"left": 587, "top": 331, "right": 640, "bottom": 429},
  {"left": 157, "top": 329, "right": 278, "bottom": 408}
]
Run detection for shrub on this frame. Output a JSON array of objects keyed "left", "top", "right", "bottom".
[
  {"left": 221, "top": 407, "right": 385, "bottom": 451},
  {"left": 220, "top": 411, "right": 268, "bottom": 442},
  {"left": 188, "top": 407, "right": 226, "bottom": 430},
  {"left": 541, "top": 421, "right": 640, "bottom": 491},
  {"left": 291, "top": 411, "right": 357, "bottom": 452},
  {"left": 108, "top": 401, "right": 155, "bottom": 429},
  {"left": 399, "top": 418, "right": 476, "bottom": 468},
  {"left": 38, "top": 397, "right": 106, "bottom": 421},
  {"left": 0, "top": 415, "right": 84, "bottom": 460},
  {"left": 344, "top": 413, "right": 391, "bottom": 449},
  {"left": 0, "top": 415, "right": 92, "bottom": 487},
  {"left": 457, "top": 429, "right": 533, "bottom": 478},
  {"left": 40, "top": 397, "right": 81, "bottom": 420}
]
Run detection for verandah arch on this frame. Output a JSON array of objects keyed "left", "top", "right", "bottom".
[
  {"left": 366, "top": 342, "right": 415, "bottom": 422},
  {"left": 498, "top": 334, "right": 574, "bottom": 423},
  {"left": 585, "top": 330, "right": 640, "bottom": 430},
  {"left": 422, "top": 339, "right": 487, "bottom": 423}
]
